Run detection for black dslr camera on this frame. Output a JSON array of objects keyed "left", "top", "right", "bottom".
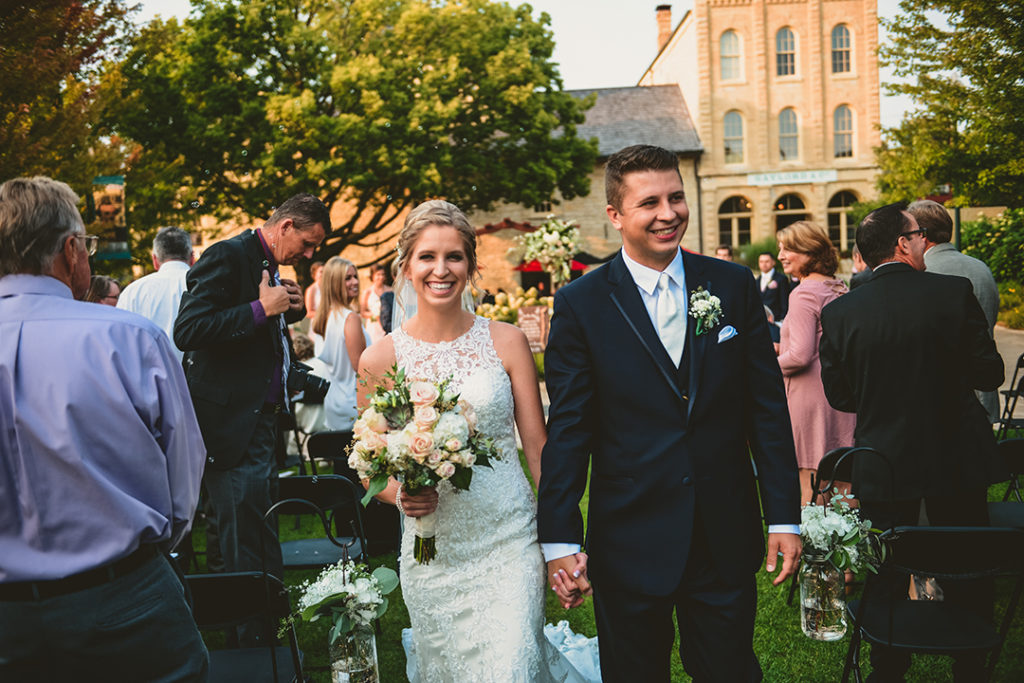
[{"left": 288, "top": 361, "right": 330, "bottom": 403}]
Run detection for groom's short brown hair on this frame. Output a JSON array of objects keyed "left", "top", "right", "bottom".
[{"left": 605, "top": 145, "right": 682, "bottom": 211}]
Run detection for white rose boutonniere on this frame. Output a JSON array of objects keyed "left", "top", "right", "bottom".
[{"left": 689, "top": 287, "right": 723, "bottom": 336}]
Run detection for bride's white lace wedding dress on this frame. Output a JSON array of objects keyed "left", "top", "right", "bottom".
[{"left": 393, "top": 316, "right": 599, "bottom": 683}]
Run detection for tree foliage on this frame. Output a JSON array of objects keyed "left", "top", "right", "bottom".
[
  {"left": 877, "top": 1, "right": 1024, "bottom": 207},
  {"left": 0, "top": 0, "right": 132, "bottom": 189},
  {"left": 113, "top": 0, "right": 598, "bottom": 259}
]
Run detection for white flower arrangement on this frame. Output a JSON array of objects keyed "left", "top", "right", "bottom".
[
  {"left": 800, "top": 493, "right": 884, "bottom": 573},
  {"left": 294, "top": 560, "right": 399, "bottom": 644},
  {"left": 688, "top": 287, "right": 722, "bottom": 336},
  {"left": 516, "top": 215, "right": 580, "bottom": 286},
  {"left": 349, "top": 366, "right": 501, "bottom": 562}
]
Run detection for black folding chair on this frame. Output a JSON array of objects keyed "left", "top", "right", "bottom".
[
  {"left": 786, "top": 446, "right": 859, "bottom": 605},
  {"left": 269, "top": 474, "right": 368, "bottom": 571},
  {"left": 186, "top": 571, "right": 304, "bottom": 683},
  {"left": 997, "top": 352, "right": 1024, "bottom": 440},
  {"left": 842, "top": 526, "right": 1024, "bottom": 683},
  {"left": 988, "top": 438, "right": 1024, "bottom": 529},
  {"left": 306, "top": 429, "right": 353, "bottom": 475}
]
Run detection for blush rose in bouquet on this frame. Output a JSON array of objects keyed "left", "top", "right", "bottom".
[{"left": 348, "top": 366, "right": 500, "bottom": 563}]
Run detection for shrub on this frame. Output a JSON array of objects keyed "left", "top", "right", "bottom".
[
  {"left": 998, "top": 282, "right": 1024, "bottom": 330},
  {"left": 961, "top": 209, "right": 1024, "bottom": 283},
  {"left": 735, "top": 236, "right": 781, "bottom": 272}
]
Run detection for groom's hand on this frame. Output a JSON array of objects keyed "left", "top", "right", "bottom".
[
  {"left": 547, "top": 553, "right": 592, "bottom": 609},
  {"left": 765, "top": 532, "right": 802, "bottom": 585}
]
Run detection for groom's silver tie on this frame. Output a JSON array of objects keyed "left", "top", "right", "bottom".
[{"left": 656, "top": 272, "right": 684, "bottom": 367}]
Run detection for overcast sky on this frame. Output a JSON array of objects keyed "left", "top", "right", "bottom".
[{"left": 135, "top": 0, "right": 913, "bottom": 128}]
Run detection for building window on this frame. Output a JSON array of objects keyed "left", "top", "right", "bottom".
[
  {"left": 776, "top": 27, "right": 795, "bottom": 76},
  {"left": 779, "top": 108, "right": 798, "bottom": 161},
  {"left": 774, "top": 193, "right": 808, "bottom": 231},
  {"left": 831, "top": 24, "right": 851, "bottom": 73},
  {"left": 834, "top": 105, "right": 853, "bottom": 158},
  {"left": 828, "top": 190, "right": 859, "bottom": 252},
  {"left": 724, "top": 111, "right": 744, "bottom": 163},
  {"left": 720, "top": 30, "right": 741, "bottom": 81},
  {"left": 718, "top": 196, "right": 752, "bottom": 247}
]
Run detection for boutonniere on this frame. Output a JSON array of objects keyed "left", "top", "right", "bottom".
[
  {"left": 689, "top": 287, "right": 723, "bottom": 336},
  {"left": 768, "top": 280, "right": 778, "bottom": 289}
]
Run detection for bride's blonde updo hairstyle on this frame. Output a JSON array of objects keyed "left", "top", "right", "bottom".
[{"left": 395, "top": 200, "right": 478, "bottom": 279}]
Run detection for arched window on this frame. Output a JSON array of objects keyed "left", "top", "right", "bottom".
[
  {"left": 828, "top": 190, "right": 859, "bottom": 252},
  {"left": 724, "top": 111, "right": 744, "bottom": 163},
  {"left": 718, "top": 196, "right": 753, "bottom": 247},
  {"left": 774, "top": 194, "right": 807, "bottom": 231},
  {"left": 831, "top": 24, "right": 851, "bottom": 73},
  {"left": 779, "top": 108, "right": 798, "bottom": 161},
  {"left": 776, "top": 27, "right": 795, "bottom": 76},
  {"left": 834, "top": 105, "right": 853, "bottom": 158},
  {"left": 720, "top": 30, "right": 741, "bottom": 81}
]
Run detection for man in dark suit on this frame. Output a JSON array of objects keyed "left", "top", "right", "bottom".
[
  {"left": 174, "top": 194, "right": 328, "bottom": 598},
  {"left": 538, "top": 145, "right": 801, "bottom": 682},
  {"left": 819, "top": 202, "right": 1003, "bottom": 681},
  {"left": 757, "top": 251, "right": 790, "bottom": 320}
]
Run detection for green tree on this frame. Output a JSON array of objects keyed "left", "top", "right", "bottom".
[
  {"left": 0, "top": 1, "right": 132, "bottom": 189},
  {"left": 113, "top": 0, "right": 597, "bottom": 261},
  {"left": 877, "top": 1, "right": 1024, "bottom": 207}
]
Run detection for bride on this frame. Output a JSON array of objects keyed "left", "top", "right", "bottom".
[{"left": 357, "top": 200, "right": 595, "bottom": 682}]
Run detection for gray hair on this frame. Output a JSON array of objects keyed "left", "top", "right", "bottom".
[
  {"left": 153, "top": 226, "right": 193, "bottom": 263},
  {"left": 0, "top": 176, "right": 83, "bottom": 276}
]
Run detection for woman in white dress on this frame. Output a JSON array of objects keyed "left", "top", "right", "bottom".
[
  {"left": 360, "top": 262, "right": 392, "bottom": 345},
  {"left": 358, "top": 200, "right": 593, "bottom": 682},
  {"left": 314, "top": 257, "right": 371, "bottom": 431}
]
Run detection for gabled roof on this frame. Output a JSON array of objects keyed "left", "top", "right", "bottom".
[{"left": 569, "top": 85, "right": 702, "bottom": 157}]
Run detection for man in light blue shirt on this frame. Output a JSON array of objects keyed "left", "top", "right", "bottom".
[{"left": 0, "top": 177, "right": 208, "bottom": 680}]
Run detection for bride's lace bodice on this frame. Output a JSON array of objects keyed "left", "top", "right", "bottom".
[{"left": 392, "top": 316, "right": 557, "bottom": 682}]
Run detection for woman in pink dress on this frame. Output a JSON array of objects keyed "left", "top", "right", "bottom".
[{"left": 776, "top": 221, "right": 857, "bottom": 504}]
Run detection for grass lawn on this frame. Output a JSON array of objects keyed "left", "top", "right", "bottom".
[{"left": 192, "top": 454, "right": 1024, "bottom": 681}]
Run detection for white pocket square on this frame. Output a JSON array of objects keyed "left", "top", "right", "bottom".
[{"left": 717, "top": 326, "right": 738, "bottom": 343}]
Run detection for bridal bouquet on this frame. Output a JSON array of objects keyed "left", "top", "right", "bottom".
[
  {"left": 348, "top": 366, "right": 501, "bottom": 563},
  {"left": 294, "top": 560, "right": 399, "bottom": 644}
]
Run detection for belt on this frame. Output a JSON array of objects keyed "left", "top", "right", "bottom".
[{"left": 0, "top": 545, "right": 159, "bottom": 602}]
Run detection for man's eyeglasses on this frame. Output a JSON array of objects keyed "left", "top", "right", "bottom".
[
  {"left": 899, "top": 229, "right": 926, "bottom": 239},
  {"left": 74, "top": 234, "right": 99, "bottom": 255}
]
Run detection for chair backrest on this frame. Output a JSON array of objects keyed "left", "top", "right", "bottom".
[
  {"left": 187, "top": 571, "right": 291, "bottom": 629},
  {"left": 306, "top": 430, "right": 353, "bottom": 463},
  {"left": 186, "top": 571, "right": 304, "bottom": 682},
  {"left": 270, "top": 475, "right": 368, "bottom": 560},
  {"left": 817, "top": 446, "right": 895, "bottom": 507},
  {"left": 879, "top": 526, "right": 1024, "bottom": 580}
]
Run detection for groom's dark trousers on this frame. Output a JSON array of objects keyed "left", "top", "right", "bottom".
[{"left": 539, "top": 250, "right": 800, "bottom": 682}]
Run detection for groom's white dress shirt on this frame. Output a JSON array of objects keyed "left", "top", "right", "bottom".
[{"left": 542, "top": 249, "right": 796, "bottom": 563}]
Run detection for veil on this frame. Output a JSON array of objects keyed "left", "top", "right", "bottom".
[{"left": 388, "top": 274, "right": 477, "bottom": 332}]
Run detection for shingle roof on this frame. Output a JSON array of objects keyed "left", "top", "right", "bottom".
[{"left": 569, "top": 85, "right": 702, "bottom": 157}]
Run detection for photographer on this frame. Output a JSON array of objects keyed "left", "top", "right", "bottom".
[{"left": 174, "top": 195, "right": 328, "bottom": 644}]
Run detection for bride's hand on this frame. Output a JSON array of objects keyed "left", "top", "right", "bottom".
[{"left": 397, "top": 486, "right": 438, "bottom": 517}]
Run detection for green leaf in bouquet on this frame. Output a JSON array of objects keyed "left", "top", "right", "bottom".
[
  {"left": 375, "top": 596, "right": 389, "bottom": 619},
  {"left": 448, "top": 465, "right": 473, "bottom": 491},
  {"left": 362, "top": 474, "right": 389, "bottom": 506},
  {"left": 371, "top": 567, "right": 399, "bottom": 594}
]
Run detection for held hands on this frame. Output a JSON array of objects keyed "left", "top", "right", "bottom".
[
  {"left": 258, "top": 270, "right": 291, "bottom": 317},
  {"left": 765, "top": 532, "right": 802, "bottom": 585},
  {"left": 547, "top": 553, "right": 592, "bottom": 609},
  {"left": 397, "top": 486, "right": 439, "bottom": 518}
]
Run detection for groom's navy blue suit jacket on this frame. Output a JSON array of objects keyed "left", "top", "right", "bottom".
[{"left": 538, "top": 249, "right": 800, "bottom": 596}]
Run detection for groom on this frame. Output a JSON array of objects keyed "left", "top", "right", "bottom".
[{"left": 538, "top": 145, "right": 801, "bottom": 681}]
